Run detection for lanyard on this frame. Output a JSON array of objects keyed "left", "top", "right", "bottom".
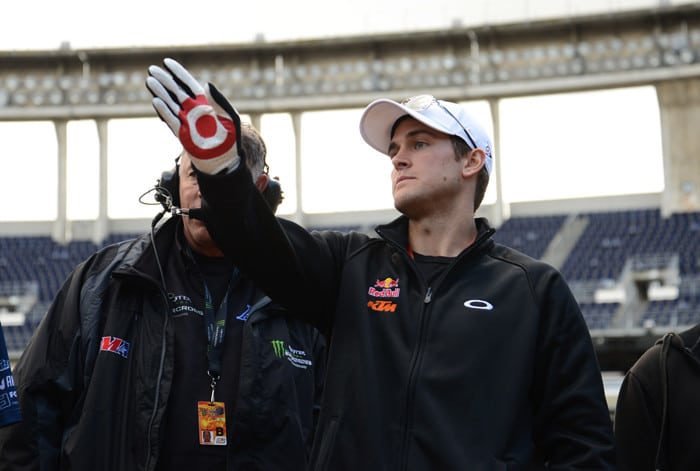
[
  {"left": 200, "top": 265, "right": 239, "bottom": 402},
  {"left": 183, "top": 243, "right": 240, "bottom": 401},
  {"left": 203, "top": 281, "right": 228, "bottom": 380}
]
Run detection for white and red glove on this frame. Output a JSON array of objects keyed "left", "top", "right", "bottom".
[{"left": 146, "top": 58, "right": 242, "bottom": 174}]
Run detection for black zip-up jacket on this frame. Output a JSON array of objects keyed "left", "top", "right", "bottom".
[
  {"left": 195, "top": 167, "right": 617, "bottom": 470},
  {"left": 615, "top": 323, "right": 700, "bottom": 471},
  {"left": 0, "top": 218, "right": 325, "bottom": 471}
]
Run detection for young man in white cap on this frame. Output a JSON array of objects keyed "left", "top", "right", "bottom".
[{"left": 146, "top": 58, "right": 616, "bottom": 470}]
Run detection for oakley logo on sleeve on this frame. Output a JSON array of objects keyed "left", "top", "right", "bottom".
[{"left": 463, "top": 299, "right": 494, "bottom": 311}]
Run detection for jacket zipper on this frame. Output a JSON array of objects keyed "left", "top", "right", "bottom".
[
  {"left": 398, "top": 284, "right": 433, "bottom": 470},
  {"left": 378, "top": 223, "right": 494, "bottom": 470}
]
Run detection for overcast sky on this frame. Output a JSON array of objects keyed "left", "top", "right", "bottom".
[{"left": 2, "top": 0, "right": 685, "bottom": 50}]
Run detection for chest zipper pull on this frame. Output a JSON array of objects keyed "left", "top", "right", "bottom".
[{"left": 424, "top": 287, "right": 433, "bottom": 303}]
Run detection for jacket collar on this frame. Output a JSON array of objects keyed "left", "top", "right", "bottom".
[
  {"left": 375, "top": 215, "right": 496, "bottom": 255},
  {"left": 111, "top": 217, "right": 180, "bottom": 283}
]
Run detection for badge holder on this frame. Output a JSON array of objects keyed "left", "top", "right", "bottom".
[{"left": 198, "top": 373, "right": 227, "bottom": 446}]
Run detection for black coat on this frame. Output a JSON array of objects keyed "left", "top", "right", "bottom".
[
  {"left": 0, "top": 218, "right": 325, "bottom": 471},
  {"left": 615, "top": 323, "right": 700, "bottom": 471},
  {"left": 195, "top": 166, "right": 617, "bottom": 470}
]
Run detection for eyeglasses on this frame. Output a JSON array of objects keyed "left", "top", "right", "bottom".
[{"left": 401, "top": 95, "right": 478, "bottom": 150}]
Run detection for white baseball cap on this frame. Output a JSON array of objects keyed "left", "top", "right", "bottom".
[{"left": 359, "top": 94, "right": 494, "bottom": 175}]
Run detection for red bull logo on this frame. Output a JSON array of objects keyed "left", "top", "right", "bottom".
[
  {"left": 368, "top": 277, "right": 400, "bottom": 298},
  {"left": 375, "top": 277, "right": 399, "bottom": 289}
]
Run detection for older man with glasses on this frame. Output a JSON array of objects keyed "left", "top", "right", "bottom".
[{"left": 146, "top": 58, "right": 616, "bottom": 471}]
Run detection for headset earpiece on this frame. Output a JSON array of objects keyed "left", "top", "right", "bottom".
[
  {"left": 156, "top": 164, "right": 180, "bottom": 211},
  {"left": 262, "top": 178, "right": 284, "bottom": 213}
]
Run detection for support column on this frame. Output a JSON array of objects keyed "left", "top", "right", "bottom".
[
  {"left": 291, "top": 111, "right": 306, "bottom": 227},
  {"left": 249, "top": 114, "right": 262, "bottom": 134},
  {"left": 655, "top": 78, "right": 700, "bottom": 216},
  {"left": 489, "top": 98, "right": 508, "bottom": 227},
  {"left": 52, "top": 120, "right": 68, "bottom": 244},
  {"left": 94, "top": 119, "right": 109, "bottom": 244}
]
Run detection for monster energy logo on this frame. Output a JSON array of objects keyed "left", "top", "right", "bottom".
[
  {"left": 270, "top": 339, "right": 313, "bottom": 369},
  {"left": 272, "top": 340, "right": 285, "bottom": 358}
]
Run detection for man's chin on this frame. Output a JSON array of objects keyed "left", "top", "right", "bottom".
[
  {"left": 393, "top": 193, "right": 414, "bottom": 215},
  {"left": 394, "top": 196, "right": 432, "bottom": 220}
]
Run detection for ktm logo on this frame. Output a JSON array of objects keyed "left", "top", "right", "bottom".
[
  {"left": 100, "top": 336, "right": 131, "bottom": 359},
  {"left": 367, "top": 300, "right": 397, "bottom": 312}
]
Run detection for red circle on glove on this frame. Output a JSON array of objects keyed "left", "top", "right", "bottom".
[{"left": 196, "top": 115, "right": 218, "bottom": 138}]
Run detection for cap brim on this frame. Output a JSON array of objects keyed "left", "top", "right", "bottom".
[{"left": 359, "top": 98, "right": 454, "bottom": 155}]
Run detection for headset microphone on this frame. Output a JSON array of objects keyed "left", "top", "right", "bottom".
[
  {"left": 153, "top": 160, "right": 207, "bottom": 222},
  {"left": 171, "top": 207, "right": 205, "bottom": 220},
  {"left": 155, "top": 188, "right": 206, "bottom": 221}
]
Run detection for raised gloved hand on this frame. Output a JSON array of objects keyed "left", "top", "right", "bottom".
[{"left": 146, "top": 58, "right": 242, "bottom": 174}]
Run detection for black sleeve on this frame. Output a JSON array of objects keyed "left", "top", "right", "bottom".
[
  {"left": 614, "top": 348, "right": 663, "bottom": 471},
  {"left": 196, "top": 166, "right": 348, "bottom": 333},
  {"left": 530, "top": 270, "right": 617, "bottom": 469}
]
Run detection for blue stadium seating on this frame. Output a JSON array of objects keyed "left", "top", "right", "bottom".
[
  {"left": 492, "top": 214, "right": 567, "bottom": 260},
  {"left": 0, "top": 234, "right": 139, "bottom": 354},
  {"left": 492, "top": 209, "right": 700, "bottom": 330},
  {"left": 2, "top": 210, "right": 699, "bottom": 353},
  {"left": 578, "top": 302, "right": 620, "bottom": 330}
]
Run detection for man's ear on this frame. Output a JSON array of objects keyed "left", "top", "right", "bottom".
[
  {"left": 463, "top": 149, "right": 486, "bottom": 177},
  {"left": 255, "top": 173, "right": 269, "bottom": 192}
]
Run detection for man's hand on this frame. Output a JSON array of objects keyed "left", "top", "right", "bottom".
[{"left": 146, "top": 58, "right": 242, "bottom": 174}]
